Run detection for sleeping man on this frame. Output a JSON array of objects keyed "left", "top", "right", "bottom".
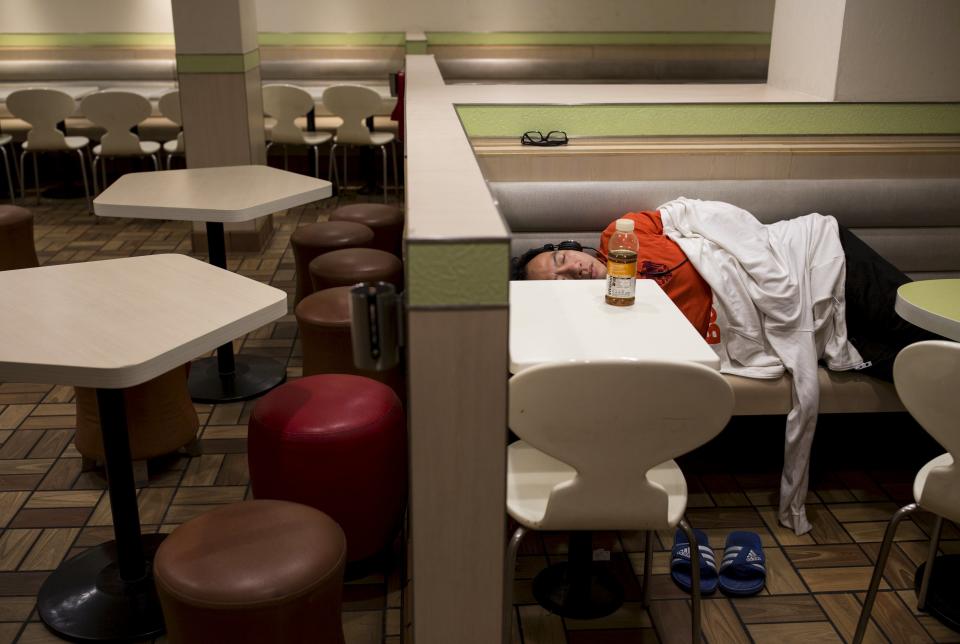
[{"left": 511, "top": 198, "right": 937, "bottom": 534}]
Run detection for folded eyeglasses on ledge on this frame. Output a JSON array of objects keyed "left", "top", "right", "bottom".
[{"left": 520, "top": 130, "right": 569, "bottom": 147}]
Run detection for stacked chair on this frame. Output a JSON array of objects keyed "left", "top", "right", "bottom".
[
  {"left": 263, "top": 84, "right": 333, "bottom": 178},
  {"left": 80, "top": 90, "right": 161, "bottom": 194}
]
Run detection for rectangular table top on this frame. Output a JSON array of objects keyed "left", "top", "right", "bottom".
[
  {"left": 509, "top": 279, "right": 720, "bottom": 373},
  {"left": 0, "top": 254, "right": 286, "bottom": 389},
  {"left": 93, "top": 165, "right": 332, "bottom": 223}
]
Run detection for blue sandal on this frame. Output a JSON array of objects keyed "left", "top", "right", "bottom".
[
  {"left": 718, "top": 531, "right": 766, "bottom": 596},
  {"left": 670, "top": 528, "right": 719, "bottom": 595}
]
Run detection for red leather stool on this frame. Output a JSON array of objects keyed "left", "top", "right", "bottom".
[
  {"left": 290, "top": 221, "right": 374, "bottom": 304},
  {"left": 329, "top": 203, "right": 403, "bottom": 257},
  {"left": 248, "top": 375, "right": 406, "bottom": 562}
]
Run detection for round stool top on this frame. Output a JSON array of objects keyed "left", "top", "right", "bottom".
[
  {"left": 154, "top": 499, "right": 346, "bottom": 608},
  {"left": 309, "top": 248, "right": 402, "bottom": 283},
  {"left": 330, "top": 203, "right": 403, "bottom": 230},
  {"left": 252, "top": 374, "right": 401, "bottom": 442},
  {"left": 0, "top": 205, "right": 32, "bottom": 227},
  {"left": 295, "top": 287, "right": 352, "bottom": 327},
  {"left": 290, "top": 221, "right": 374, "bottom": 250}
]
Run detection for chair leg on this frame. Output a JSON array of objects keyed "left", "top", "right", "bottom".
[
  {"left": 312, "top": 144, "right": 320, "bottom": 179},
  {"left": 391, "top": 141, "right": 399, "bottom": 195},
  {"left": 503, "top": 525, "right": 527, "bottom": 644},
  {"left": 678, "top": 518, "right": 702, "bottom": 643},
  {"left": 91, "top": 155, "right": 100, "bottom": 196},
  {"left": 380, "top": 145, "right": 388, "bottom": 203},
  {"left": 77, "top": 149, "right": 92, "bottom": 213},
  {"left": 917, "top": 514, "right": 944, "bottom": 611},
  {"left": 32, "top": 152, "right": 40, "bottom": 204},
  {"left": 853, "top": 502, "right": 919, "bottom": 644},
  {"left": 328, "top": 143, "right": 338, "bottom": 191},
  {"left": 0, "top": 145, "right": 13, "bottom": 204},
  {"left": 150, "top": 154, "right": 160, "bottom": 171},
  {"left": 18, "top": 149, "right": 28, "bottom": 201},
  {"left": 100, "top": 154, "right": 108, "bottom": 193},
  {"left": 641, "top": 530, "right": 654, "bottom": 608},
  {"left": 166, "top": 153, "right": 173, "bottom": 170},
  {"left": 283, "top": 145, "right": 288, "bottom": 171}
]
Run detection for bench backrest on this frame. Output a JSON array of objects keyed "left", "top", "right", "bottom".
[{"left": 492, "top": 178, "right": 960, "bottom": 280}]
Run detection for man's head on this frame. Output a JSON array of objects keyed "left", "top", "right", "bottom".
[{"left": 511, "top": 242, "right": 607, "bottom": 281}]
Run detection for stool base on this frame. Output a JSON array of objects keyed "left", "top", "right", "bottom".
[
  {"left": 37, "top": 534, "right": 166, "bottom": 642},
  {"left": 532, "top": 561, "right": 624, "bottom": 620},
  {"left": 915, "top": 556, "right": 960, "bottom": 633},
  {"left": 188, "top": 355, "right": 286, "bottom": 403}
]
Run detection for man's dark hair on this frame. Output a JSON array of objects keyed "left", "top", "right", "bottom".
[{"left": 510, "top": 246, "right": 551, "bottom": 281}]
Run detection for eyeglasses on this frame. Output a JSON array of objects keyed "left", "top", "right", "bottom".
[{"left": 520, "top": 130, "right": 568, "bottom": 147}]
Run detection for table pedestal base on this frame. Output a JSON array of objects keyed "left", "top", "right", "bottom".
[
  {"left": 532, "top": 533, "right": 624, "bottom": 620},
  {"left": 916, "top": 556, "right": 960, "bottom": 633},
  {"left": 37, "top": 534, "right": 166, "bottom": 642},
  {"left": 188, "top": 354, "right": 287, "bottom": 403}
]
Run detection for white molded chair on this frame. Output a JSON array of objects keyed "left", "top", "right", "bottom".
[
  {"left": 854, "top": 340, "right": 960, "bottom": 643},
  {"left": 505, "top": 359, "right": 734, "bottom": 643},
  {"left": 80, "top": 91, "right": 160, "bottom": 194},
  {"left": 263, "top": 84, "right": 333, "bottom": 178},
  {"left": 6, "top": 88, "right": 92, "bottom": 210},
  {"left": 158, "top": 90, "right": 185, "bottom": 170},
  {"left": 0, "top": 134, "right": 15, "bottom": 203},
  {"left": 322, "top": 85, "right": 397, "bottom": 202}
]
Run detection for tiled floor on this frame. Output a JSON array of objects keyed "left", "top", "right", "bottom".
[{"left": 2, "top": 193, "right": 958, "bottom": 643}]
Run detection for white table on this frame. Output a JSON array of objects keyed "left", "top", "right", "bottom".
[
  {"left": 0, "top": 254, "right": 286, "bottom": 641},
  {"left": 509, "top": 278, "right": 719, "bottom": 618},
  {"left": 895, "top": 279, "right": 960, "bottom": 342},
  {"left": 94, "top": 165, "right": 331, "bottom": 403},
  {"left": 510, "top": 279, "right": 720, "bottom": 373}
]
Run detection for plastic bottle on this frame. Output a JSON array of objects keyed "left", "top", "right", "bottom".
[{"left": 605, "top": 218, "right": 639, "bottom": 306}]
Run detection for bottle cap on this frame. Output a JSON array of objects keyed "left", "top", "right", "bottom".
[{"left": 615, "top": 218, "right": 635, "bottom": 233}]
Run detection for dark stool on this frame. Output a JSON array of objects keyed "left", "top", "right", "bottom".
[
  {"left": 294, "top": 287, "right": 404, "bottom": 396},
  {"left": 0, "top": 205, "right": 39, "bottom": 271},
  {"left": 308, "top": 247, "right": 403, "bottom": 293},
  {"left": 248, "top": 375, "right": 407, "bottom": 562},
  {"left": 154, "top": 499, "right": 346, "bottom": 644},
  {"left": 290, "top": 220, "right": 374, "bottom": 304},
  {"left": 329, "top": 203, "right": 403, "bottom": 257},
  {"left": 74, "top": 365, "right": 198, "bottom": 468}
]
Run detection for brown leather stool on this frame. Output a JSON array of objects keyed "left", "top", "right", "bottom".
[
  {"left": 295, "top": 287, "right": 404, "bottom": 396},
  {"left": 329, "top": 203, "right": 404, "bottom": 257},
  {"left": 74, "top": 365, "right": 199, "bottom": 469},
  {"left": 308, "top": 247, "right": 403, "bottom": 293},
  {"left": 0, "top": 205, "right": 39, "bottom": 271},
  {"left": 290, "top": 221, "right": 374, "bottom": 304},
  {"left": 154, "top": 500, "right": 347, "bottom": 644}
]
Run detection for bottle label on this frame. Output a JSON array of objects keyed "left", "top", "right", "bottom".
[{"left": 606, "top": 250, "right": 637, "bottom": 299}]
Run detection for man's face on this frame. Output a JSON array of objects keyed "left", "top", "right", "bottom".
[{"left": 525, "top": 249, "right": 607, "bottom": 280}]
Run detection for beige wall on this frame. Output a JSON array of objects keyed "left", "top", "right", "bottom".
[
  {"left": 767, "top": 0, "right": 846, "bottom": 99},
  {"left": 1, "top": 0, "right": 774, "bottom": 33},
  {"left": 835, "top": 0, "right": 960, "bottom": 101}
]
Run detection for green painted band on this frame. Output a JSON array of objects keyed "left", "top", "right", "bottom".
[
  {"left": 406, "top": 41, "right": 429, "bottom": 55},
  {"left": 257, "top": 32, "right": 404, "bottom": 46},
  {"left": 176, "top": 50, "right": 260, "bottom": 74},
  {"left": 407, "top": 242, "right": 510, "bottom": 307},
  {"left": 426, "top": 31, "right": 771, "bottom": 46},
  {"left": 0, "top": 33, "right": 175, "bottom": 47},
  {"left": 456, "top": 103, "right": 960, "bottom": 138}
]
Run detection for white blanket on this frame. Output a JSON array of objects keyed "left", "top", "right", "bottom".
[{"left": 659, "top": 198, "right": 865, "bottom": 534}]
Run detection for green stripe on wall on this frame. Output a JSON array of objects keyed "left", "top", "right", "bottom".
[
  {"left": 426, "top": 32, "right": 771, "bottom": 46},
  {"left": 0, "top": 33, "right": 175, "bottom": 47},
  {"left": 176, "top": 50, "right": 260, "bottom": 74},
  {"left": 407, "top": 243, "right": 510, "bottom": 308},
  {"left": 257, "top": 32, "right": 404, "bottom": 46},
  {"left": 456, "top": 103, "right": 960, "bottom": 138}
]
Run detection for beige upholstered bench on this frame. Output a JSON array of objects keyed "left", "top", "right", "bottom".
[{"left": 493, "top": 178, "right": 960, "bottom": 415}]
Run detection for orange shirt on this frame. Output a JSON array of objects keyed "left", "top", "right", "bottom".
[{"left": 599, "top": 211, "right": 713, "bottom": 337}]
